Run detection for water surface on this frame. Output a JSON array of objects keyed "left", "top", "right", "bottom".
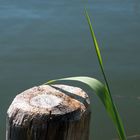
[{"left": 0, "top": 0, "right": 140, "bottom": 139}]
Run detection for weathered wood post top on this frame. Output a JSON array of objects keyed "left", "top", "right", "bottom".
[{"left": 7, "top": 84, "right": 90, "bottom": 140}]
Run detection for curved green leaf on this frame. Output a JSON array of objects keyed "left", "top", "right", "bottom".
[
  {"left": 45, "top": 76, "right": 126, "bottom": 140},
  {"left": 84, "top": 9, "right": 126, "bottom": 140},
  {"left": 85, "top": 8, "right": 111, "bottom": 97}
]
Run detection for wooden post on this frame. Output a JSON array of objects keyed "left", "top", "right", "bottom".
[{"left": 6, "top": 84, "right": 91, "bottom": 140}]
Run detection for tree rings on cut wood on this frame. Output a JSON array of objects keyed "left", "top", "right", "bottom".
[{"left": 6, "top": 84, "right": 91, "bottom": 140}]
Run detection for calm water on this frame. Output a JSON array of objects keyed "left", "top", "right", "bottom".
[{"left": 0, "top": 0, "right": 140, "bottom": 139}]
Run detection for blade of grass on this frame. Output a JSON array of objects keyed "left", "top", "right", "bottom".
[
  {"left": 45, "top": 77, "right": 107, "bottom": 106},
  {"left": 84, "top": 8, "right": 111, "bottom": 95},
  {"left": 84, "top": 9, "right": 126, "bottom": 140},
  {"left": 45, "top": 76, "right": 126, "bottom": 140}
]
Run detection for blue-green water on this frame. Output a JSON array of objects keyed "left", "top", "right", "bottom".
[{"left": 0, "top": 0, "right": 140, "bottom": 139}]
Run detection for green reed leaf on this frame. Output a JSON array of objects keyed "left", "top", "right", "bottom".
[
  {"left": 45, "top": 76, "right": 126, "bottom": 140},
  {"left": 85, "top": 9, "right": 110, "bottom": 93},
  {"left": 84, "top": 9, "right": 126, "bottom": 140}
]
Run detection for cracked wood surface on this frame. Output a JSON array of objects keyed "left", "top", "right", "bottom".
[{"left": 6, "top": 84, "right": 91, "bottom": 140}]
